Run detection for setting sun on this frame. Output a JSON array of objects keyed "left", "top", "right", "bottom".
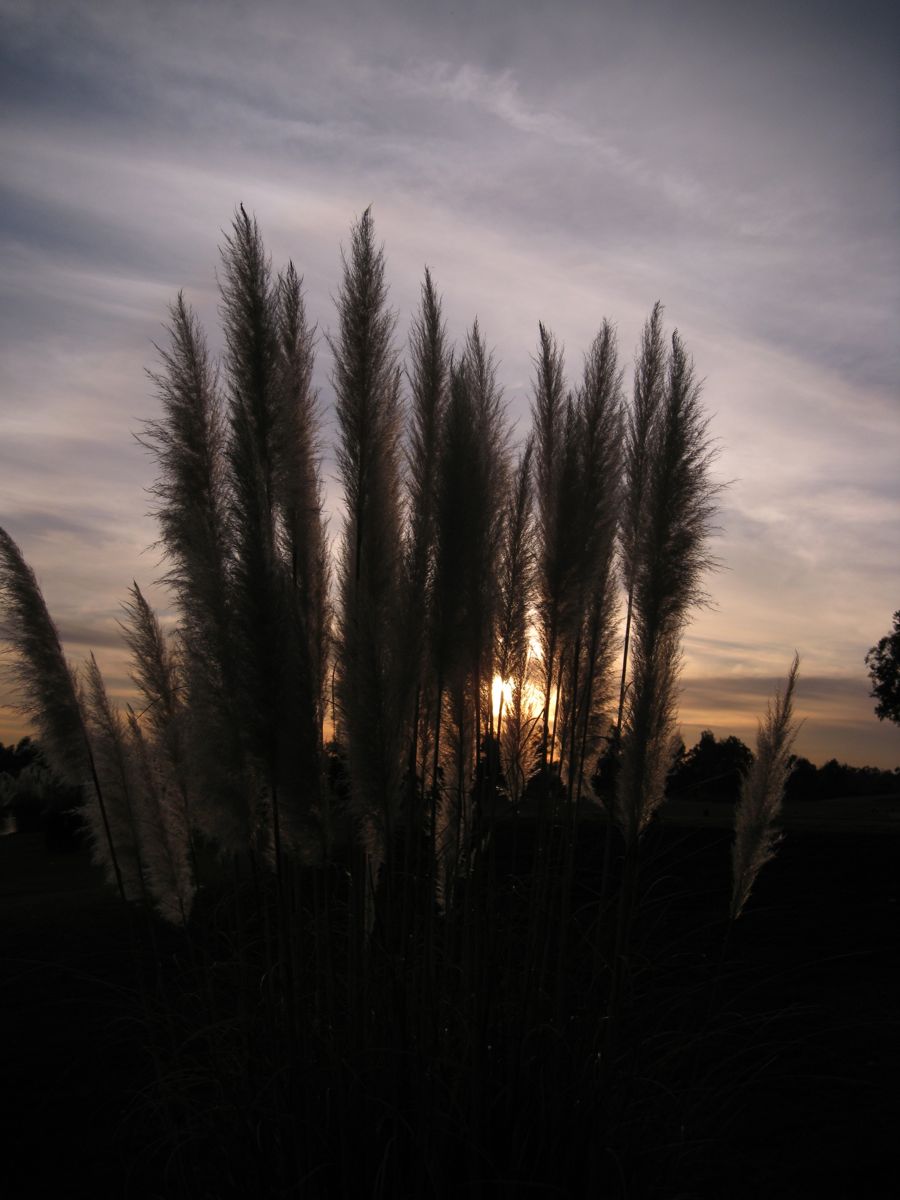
[{"left": 491, "top": 668, "right": 548, "bottom": 725}]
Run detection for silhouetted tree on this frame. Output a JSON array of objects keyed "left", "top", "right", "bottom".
[
  {"left": 815, "top": 757, "right": 899, "bottom": 800},
  {"left": 783, "top": 754, "right": 818, "bottom": 801},
  {"left": 669, "top": 729, "right": 754, "bottom": 802},
  {"left": 866, "top": 610, "right": 900, "bottom": 725},
  {"left": 0, "top": 736, "right": 39, "bottom": 777}
]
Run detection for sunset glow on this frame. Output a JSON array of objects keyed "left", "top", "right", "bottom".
[
  {"left": 0, "top": 1, "right": 897, "bottom": 768},
  {"left": 1, "top": 10, "right": 896, "bottom": 1198},
  {"left": 491, "top": 670, "right": 547, "bottom": 726}
]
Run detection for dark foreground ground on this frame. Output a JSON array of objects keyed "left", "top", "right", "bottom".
[{"left": 1, "top": 817, "right": 898, "bottom": 1199}]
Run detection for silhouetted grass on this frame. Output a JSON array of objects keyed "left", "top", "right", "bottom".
[{"left": 1, "top": 208, "right": 865, "bottom": 1198}]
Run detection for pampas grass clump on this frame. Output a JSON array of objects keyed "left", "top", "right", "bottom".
[{"left": 0, "top": 206, "right": 813, "bottom": 1199}]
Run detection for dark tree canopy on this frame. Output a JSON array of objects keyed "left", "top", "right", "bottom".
[
  {"left": 0, "top": 736, "right": 39, "bottom": 777},
  {"left": 668, "top": 729, "right": 754, "bottom": 802},
  {"left": 865, "top": 610, "right": 900, "bottom": 725}
]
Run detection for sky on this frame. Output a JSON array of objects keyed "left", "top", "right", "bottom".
[{"left": 1, "top": 0, "right": 898, "bottom": 768}]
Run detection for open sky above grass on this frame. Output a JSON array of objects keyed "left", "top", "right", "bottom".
[{"left": 1, "top": 0, "right": 898, "bottom": 767}]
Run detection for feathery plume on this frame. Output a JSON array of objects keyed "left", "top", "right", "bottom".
[
  {"left": 275, "top": 261, "right": 331, "bottom": 744},
  {"left": 81, "top": 654, "right": 143, "bottom": 900},
  {"left": 0, "top": 527, "right": 89, "bottom": 783},
  {"left": 496, "top": 443, "right": 540, "bottom": 809},
  {"left": 0, "top": 527, "right": 137, "bottom": 899},
  {"left": 120, "top": 583, "right": 183, "bottom": 743},
  {"left": 496, "top": 439, "right": 534, "bottom": 692},
  {"left": 619, "top": 304, "right": 667, "bottom": 593},
  {"left": 120, "top": 583, "right": 196, "bottom": 914},
  {"left": 270, "top": 260, "right": 331, "bottom": 850},
  {"left": 140, "top": 293, "right": 253, "bottom": 850},
  {"left": 615, "top": 328, "right": 719, "bottom": 844},
  {"left": 616, "top": 302, "right": 667, "bottom": 734},
  {"left": 430, "top": 357, "right": 481, "bottom": 892},
  {"left": 126, "top": 710, "right": 195, "bottom": 924},
  {"left": 220, "top": 207, "right": 328, "bottom": 854},
  {"left": 431, "top": 326, "right": 508, "bottom": 888},
  {"left": 531, "top": 323, "right": 573, "bottom": 772},
  {"left": 458, "top": 321, "right": 509, "bottom": 729},
  {"left": 401, "top": 268, "right": 449, "bottom": 801},
  {"left": 730, "top": 655, "right": 800, "bottom": 920},
  {"left": 405, "top": 267, "right": 449, "bottom": 598},
  {"left": 330, "top": 208, "right": 405, "bottom": 860},
  {"left": 141, "top": 293, "right": 232, "bottom": 655},
  {"left": 569, "top": 323, "right": 623, "bottom": 796},
  {"left": 220, "top": 205, "right": 286, "bottom": 770}
]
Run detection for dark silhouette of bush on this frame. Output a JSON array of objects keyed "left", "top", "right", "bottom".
[
  {"left": 783, "top": 754, "right": 819, "bottom": 801},
  {"left": 0, "top": 739, "right": 83, "bottom": 844},
  {"left": 0, "top": 736, "right": 39, "bottom": 776}
]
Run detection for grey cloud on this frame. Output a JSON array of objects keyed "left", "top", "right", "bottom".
[
  {"left": 0, "top": 181, "right": 183, "bottom": 288},
  {"left": 4, "top": 0, "right": 895, "bottom": 400},
  {"left": 679, "top": 672, "right": 900, "bottom": 769},
  {"left": 56, "top": 618, "right": 124, "bottom": 651},
  {"left": 683, "top": 672, "right": 867, "bottom": 710},
  {"left": 0, "top": 507, "right": 116, "bottom": 547}
]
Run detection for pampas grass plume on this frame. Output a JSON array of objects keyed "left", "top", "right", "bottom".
[
  {"left": 0, "top": 526, "right": 89, "bottom": 783},
  {"left": 730, "top": 653, "right": 800, "bottom": 920}
]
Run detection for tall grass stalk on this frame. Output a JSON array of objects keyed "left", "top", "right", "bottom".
[
  {"left": 331, "top": 208, "right": 405, "bottom": 951},
  {"left": 569, "top": 321, "right": 624, "bottom": 804},
  {"left": 531, "top": 323, "right": 573, "bottom": 780},
  {"left": 730, "top": 654, "right": 800, "bottom": 920},
  {"left": 615, "top": 329, "right": 719, "bottom": 846},
  {"left": 607, "top": 327, "right": 719, "bottom": 1062},
  {"left": 140, "top": 292, "right": 252, "bottom": 852},
  {"left": 430, "top": 330, "right": 508, "bottom": 907},
  {"left": 221, "top": 205, "right": 298, "bottom": 862},
  {"left": 616, "top": 301, "right": 666, "bottom": 739},
  {"left": 495, "top": 438, "right": 535, "bottom": 802},
  {"left": 0, "top": 528, "right": 88, "bottom": 779},
  {"left": 401, "top": 268, "right": 448, "bottom": 927},
  {"left": 0, "top": 527, "right": 131, "bottom": 901},
  {"left": 275, "top": 260, "right": 331, "bottom": 764},
  {"left": 120, "top": 584, "right": 196, "bottom": 921}
]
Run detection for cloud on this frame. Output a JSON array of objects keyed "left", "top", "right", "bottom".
[
  {"left": 0, "top": 0, "right": 897, "bottom": 769},
  {"left": 678, "top": 672, "right": 899, "bottom": 770}
]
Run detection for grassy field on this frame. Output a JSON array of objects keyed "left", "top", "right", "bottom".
[{"left": 1, "top": 820, "right": 898, "bottom": 1198}]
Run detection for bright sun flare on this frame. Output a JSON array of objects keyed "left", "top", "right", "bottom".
[{"left": 491, "top": 671, "right": 549, "bottom": 725}]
